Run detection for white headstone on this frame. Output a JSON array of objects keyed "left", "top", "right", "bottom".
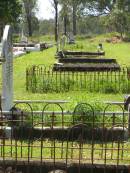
[
  {"left": 21, "top": 30, "right": 28, "bottom": 43},
  {"left": 60, "top": 34, "right": 67, "bottom": 50},
  {"left": 1, "top": 25, "right": 13, "bottom": 111}
]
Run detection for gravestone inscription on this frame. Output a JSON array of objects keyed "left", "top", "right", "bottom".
[{"left": 1, "top": 25, "right": 13, "bottom": 111}]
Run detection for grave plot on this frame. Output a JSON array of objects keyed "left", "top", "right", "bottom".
[
  {"left": 58, "top": 50, "right": 105, "bottom": 58},
  {"left": 54, "top": 51, "right": 120, "bottom": 72},
  {"left": 26, "top": 65, "right": 130, "bottom": 93},
  {"left": 13, "top": 42, "right": 51, "bottom": 51},
  {"left": 0, "top": 102, "right": 130, "bottom": 173},
  {"left": 13, "top": 42, "right": 53, "bottom": 58},
  {"left": 53, "top": 62, "right": 120, "bottom": 72}
]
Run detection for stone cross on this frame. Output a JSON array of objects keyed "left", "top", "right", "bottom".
[{"left": 1, "top": 25, "right": 13, "bottom": 111}]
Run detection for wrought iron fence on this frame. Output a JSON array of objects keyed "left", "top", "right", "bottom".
[
  {"left": 26, "top": 65, "right": 130, "bottom": 93},
  {"left": 0, "top": 102, "right": 130, "bottom": 172}
]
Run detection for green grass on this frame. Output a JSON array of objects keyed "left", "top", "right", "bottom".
[
  {"left": 29, "top": 35, "right": 55, "bottom": 43},
  {"left": 12, "top": 34, "right": 130, "bottom": 111},
  {"left": 1, "top": 139, "right": 130, "bottom": 165},
  {"left": 4, "top": 34, "right": 130, "bottom": 166},
  {"left": 64, "top": 40, "right": 130, "bottom": 66},
  {"left": 27, "top": 65, "right": 130, "bottom": 94}
]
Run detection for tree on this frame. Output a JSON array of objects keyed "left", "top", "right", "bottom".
[
  {"left": 72, "top": 0, "right": 77, "bottom": 35},
  {"left": 75, "top": 0, "right": 130, "bottom": 36},
  {"left": 60, "top": 0, "right": 87, "bottom": 35},
  {"left": 0, "top": 0, "right": 21, "bottom": 37},
  {"left": 53, "top": 0, "right": 59, "bottom": 42},
  {"left": 59, "top": 0, "right": 71, "bottom": 35},
  {"left": 39, "top": 19, "right": 54, "bottom": 35},
  {"left": 23, "top": 0, "right": 38, "bottom": 36},
  {"left": 104, "top": 0, "right": 130, "bottom": 38}
]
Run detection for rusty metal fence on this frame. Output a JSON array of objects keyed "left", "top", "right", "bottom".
[
  {"left": 26, "top": 65, "right": 130, "bottom": 93},
  {"left": 0, "top": 102, "right": 130, "bottom": 172}
]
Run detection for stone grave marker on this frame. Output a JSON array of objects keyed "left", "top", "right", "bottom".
[
  {"left": 60, "top": 34, "right": 67, "bottom": 50},
  {"left": 68, "top": 32, "right": 75, "bottom": 44},
  {"left": 20, "top": 30, "right": 28, "bottom": 43},
  {"left": 1, "top": 25, "right": 13, "bottom": 111}
]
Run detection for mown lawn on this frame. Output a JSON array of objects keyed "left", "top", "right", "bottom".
[
  {"left": 13, "top": 35, "right": 130, "bottom": 111},
  {"left": 2, "top": 139, "right": 130, "bottom": 165}
]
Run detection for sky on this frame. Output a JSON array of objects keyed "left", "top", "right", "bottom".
[{"left": 36, "top": 0, "right": 54, "bottom": 19}]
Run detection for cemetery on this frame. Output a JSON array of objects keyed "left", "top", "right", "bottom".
[
  {"left": 13, "top": 39, "right": 53, "bottom": 58},
  {"left": 1, "top": 0, "right": 130, "bottom": 173},
  {"left": 0, "top": 25, "right": 129, "bottom": 173},
  {"left": 53, "top": 48, "right": 120, "bottom": 72}
]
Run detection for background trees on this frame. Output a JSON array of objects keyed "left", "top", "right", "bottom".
[
  {"left": 22, "top": 0, "right": 38, "bottom": 36},
  {"left": 1, "top": 0, "right": 130, "bottom": 40},
  {"left": 56, "top": 0, "right": 130, "bottom": 38}
]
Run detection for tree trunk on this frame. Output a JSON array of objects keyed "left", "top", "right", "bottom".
[
  {"left": 0, "top": 22, "right": 4, "bottom": 39},
  {"left": 54, "top": 1, "right": 58, "bottom": 42},
  {"left": 27, "top": 15, "right": 32, "bottom": 37},
  {"left": 72, "top": 2, "right": 77, "bottom": 35},
  {"left": 64, "top": 15, "right": 67, "bottom": 35},
  {"left": 23, "top": 1, "right": 33, "bottom": 37}
]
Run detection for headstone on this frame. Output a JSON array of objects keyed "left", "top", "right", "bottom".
[
  {"left": 60, "top": 34, "right": 67, "bottom": 50},
  {"left": 1, "top": 25, "right": 13, "bottom": 111},
  {"left": 21, "top": 35, "right": 28, "bottom": 43},
  {"left": 21, "top": 31, "right": 28, "bottom": 43},
  {"left": 68, "top": 32, "right": 75, "bottom": 44}
]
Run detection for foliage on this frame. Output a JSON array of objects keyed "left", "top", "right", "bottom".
[
  {"left": 0, "top": 0, "right": 21, "bottom": 23},
  {"left": 0, "top": 0, "right": 21, "bottom": 36},
  {"left": 57, "top": 0, "right": 130, "bottom": 36},
  {"left": 22, "top": 0, "right": 38, "bottom": 36},
  {"left": 103, "top": 2, "right": 130, "bottom": 38},
  {"left": 39, "top": 19, "right": 54, "bottom": 35}
]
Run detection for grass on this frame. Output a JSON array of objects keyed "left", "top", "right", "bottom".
[
  {"left": 3, "top": 35, "right": 130, "bottom": 166},
  {"left": 12, "top": 33, "right": 130, "bottom": 112},
  {"left": 64, "top": 40, "right": 130, "bottom": 66},
  {"left": 29, "top": 34, "right": 55, "bottom": 43},
  {"left": 26, "top": 65, "right": 130, "bottom": 94},
  {"left": 1, "top": 139, "right": 130, "bottom": 165}
]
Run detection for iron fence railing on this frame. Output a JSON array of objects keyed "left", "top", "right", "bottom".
[
  {"left": 26, "top": 65, "right": 130, "bottom": 93},
  {"left": 0, "top": 102, "right": 130, "bottom": 172}
]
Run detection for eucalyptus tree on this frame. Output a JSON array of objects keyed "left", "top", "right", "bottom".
[
  {"left": 105, "top": 0, "right": 130, "bottom": 38},
  {"left": 53, "top": 0, "right": 59, "bottom": 42},
  {"left": 59, "top": 0, "right": 71, "bottom": 35},
  {"left": 78, "top": 0, "right": 130, "bottom": 36},
  {"left": 59, "top": 0, "right": 85, "bottom": 35},
  {"left": 50, "top": 0, "right": 59, "bottom": 41},
  {"left": 22, "top": 0, "right": 38, "bottom": 36}
]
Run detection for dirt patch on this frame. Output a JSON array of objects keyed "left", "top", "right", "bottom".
[{"left": 106, "top": 36, "right": 122, "bottom": 43}]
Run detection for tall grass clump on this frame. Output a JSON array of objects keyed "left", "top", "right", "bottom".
[{"left": 26, "top": 66, "right": 130, "bottom": 94}]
